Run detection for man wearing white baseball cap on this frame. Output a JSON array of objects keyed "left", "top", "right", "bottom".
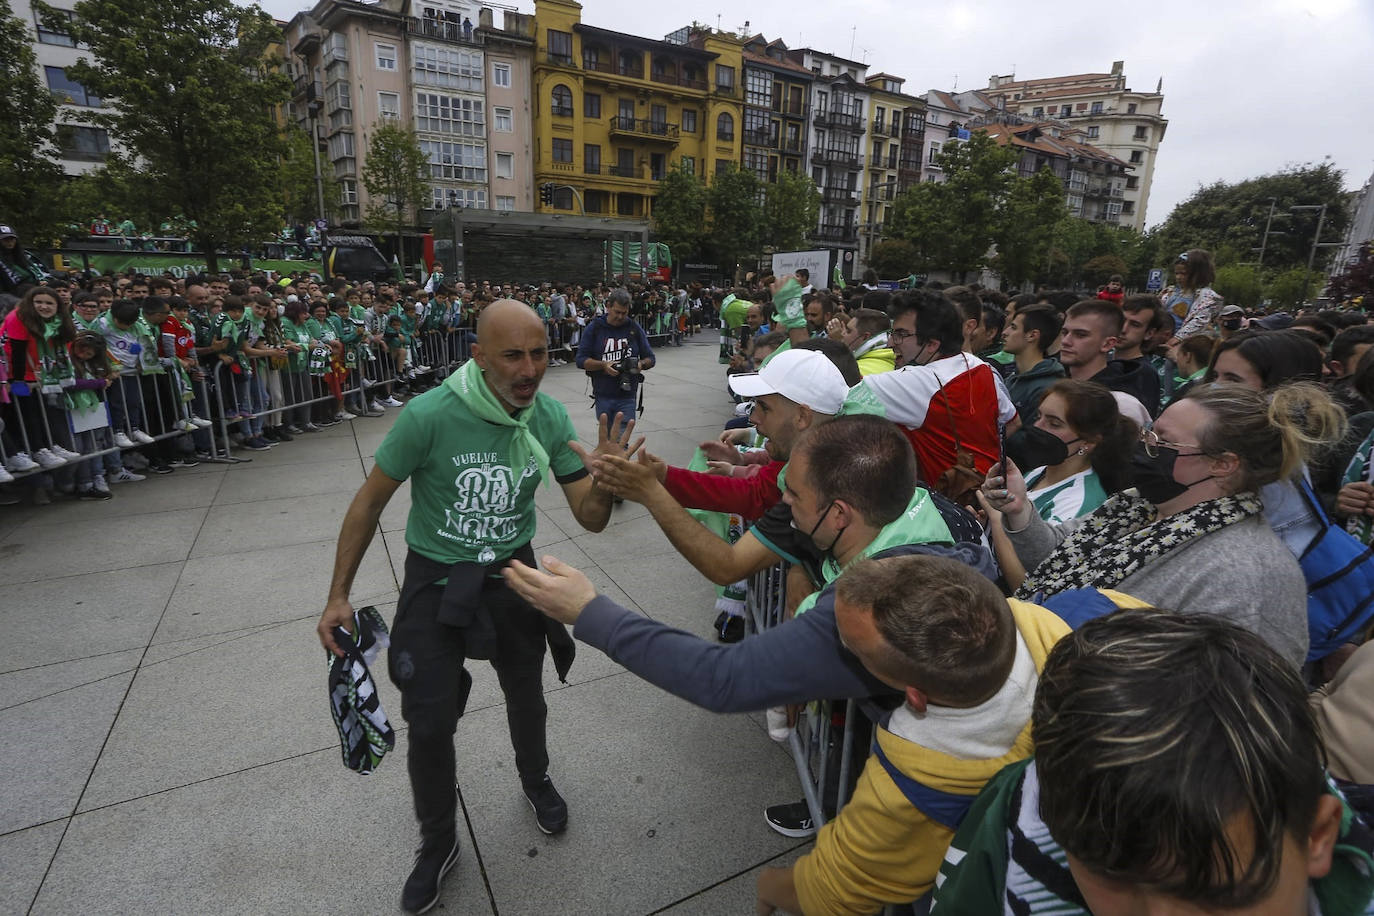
[{"left": 727, "top": 348, "right": 849, "bottom": 417}]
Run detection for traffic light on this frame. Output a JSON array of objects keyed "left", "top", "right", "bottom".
[{"left": 540, "top": 183, "right": 554, "bottom": 206}]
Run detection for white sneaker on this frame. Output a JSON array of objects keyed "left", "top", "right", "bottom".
[
  {"left": 109, "top": 468, "right": 145, "bottom": 483},
  {"left": 131, "top": 430, "right": 156, "bottom": 445},
  {"left": 34, "top": 448, "right": 67, "bottom": 469},
  {"left": 113, "top": 432, "right": 137, "bottom": 449},
  {"left": 177, "top": 419, "right": 198, "bottom": 432},
  {"left": 383, "top": 396, "right": 403, "bottom": 407},
  {"left": 190, "top": 416, "right": 213, "bottom": 428},
  {"left": 6, "top": 452, "right": 38, "bottom": 472},
  {"left": 414, "top": 364, "right": 431, "bottom": 373},
  {"left": 338, "top": 411, "right": 357, "bottom": 421},
  {"left": 369, "top": 400, "right": 385, "bottom": 412},
  {"left": 92, "top": 473, "right": 110, "bottom": 494},
  {"left": 0, "top": 465, "right": 13, "bottom": 483},
  {"left": 51, "top": 444, "right": 83, "bottom": 460}
]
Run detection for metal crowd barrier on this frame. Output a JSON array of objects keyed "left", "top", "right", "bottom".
[{"left": 744, "top": 563, "right": 859, "bottom": 832}]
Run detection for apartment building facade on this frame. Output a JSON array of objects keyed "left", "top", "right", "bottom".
[
  {"left": 978, "top": 121, "right": 1132, "bottom": 223},
  {"left": 984, "top": 62, "right": 1166, "bottom": 230},
  {"left": 529, "top": 0, "right": 744, "bottom": 220},
  {"left": 12, "top": 0, "right": 113, "bottom": 175},
  {"left": 788, "top": 48, "right": 869, "bottom": 268},
  {"left": 739, "top": 36, "right": 812, "bottom": 187},
  {"left": 863, "top": 73, "right": 924, "bottom": 248},
  {"left": 477, "top": 10, "right": 536, "bottom": 213}
]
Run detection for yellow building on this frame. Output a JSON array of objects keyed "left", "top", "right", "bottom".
[{"left": 531, "top": 0, "right": 743, "bottom": 219}]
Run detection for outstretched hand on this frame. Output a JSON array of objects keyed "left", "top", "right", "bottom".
[
  {"left": 568, "top": 411, "right": 646, "bottom": 479},
  {"left": 596, "top": 449, "right": 665, "bottom": 502},
  {"left": 698, "top": 438, "right": 741, "bottom": 465},
  {"left": 502, "top": 556, "right": 598, "bottom": 625}
]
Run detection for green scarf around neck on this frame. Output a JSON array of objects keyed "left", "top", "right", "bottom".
[{"left": 445, "top": 358, "right": 551, "bottom": 488}]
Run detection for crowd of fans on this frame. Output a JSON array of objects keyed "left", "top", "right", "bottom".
[
  {"left": 499, "top": 249, "right": 1374, "bottom": 915},
  {"left": 7, "top": 237, "right": 1374, "bottom": 913},
  {"left": 0, "top": 263, "right": 700, "bottom": 505}
]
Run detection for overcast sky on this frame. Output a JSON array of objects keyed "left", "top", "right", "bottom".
[{"left": 258, "top": 0, "right": 1374, "bottom": 229}]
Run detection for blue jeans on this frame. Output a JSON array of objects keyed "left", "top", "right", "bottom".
[{"left": 594, "top": 394, "right": 638, "bottom": 431}]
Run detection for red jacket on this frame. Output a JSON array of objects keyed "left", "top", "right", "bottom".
[
  {"left": 664, "top": 460, "right": 784, "bottom": 522},
  {"left": 1096, "top": 289, "right": 1124, "bottom": 306}
]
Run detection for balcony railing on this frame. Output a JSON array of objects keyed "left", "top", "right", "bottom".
[
  {"left": 822, "top": 186, "right": 859, "bottom": 205},
  {"left": 870, "top": 153, "right": 885, "bottom": 168},
  {"left": 871, "top": 118, "right": 885, "bottom": 134},
  {"left": 650, "top": 71, "right": 708, "bottom": 91},
  {"left": 546, "top": 52, "right": 575, "bottom": 67},
  {"left": 584, "top": 162, "right": 601, "bottom": 175},
  {"left": 608, "top": 116, "right": 680, "bottom": 142},
  {"left": 814, "top": 109, "right": 863, "bottom": 131},
  {"left": 813, "top": 223, "right": 858, "bottom": 243},
  {"left": 550, "top": 105, "right": 574, "bottom": 118},
  {"left": 713, "top": 83, "right": 738, "bottom": 97},
  {"left": 811, "top": 148, "right": 860, "bottom": 169},
  {"left": 606, "top": 165, "right": 638, "bottom": 177},
  {"left": 409, "top": 16, "right": 482, "bottom": 46}
]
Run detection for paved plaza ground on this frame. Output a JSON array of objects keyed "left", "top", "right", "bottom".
[{"left": 0, "top": 336, "right": 812, "bottom": 915}]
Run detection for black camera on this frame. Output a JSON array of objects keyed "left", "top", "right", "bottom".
[{"left": 615, "top": 355, "right": 640, "bottom": 392}]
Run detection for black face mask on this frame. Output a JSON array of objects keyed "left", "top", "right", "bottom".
[
  {"left": 1006, "top": 426, "right": 1081, "bottom": 471},
  {"left": 794, "top": 500, "right": 846, "bottom": 555},
  {"left": 1130, "top": 441, "right": 1213, "bottom": 505}
]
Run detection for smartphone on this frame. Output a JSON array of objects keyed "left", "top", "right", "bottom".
[{"left": 998, "top": 423, "right": 1007, "bottom": 475}]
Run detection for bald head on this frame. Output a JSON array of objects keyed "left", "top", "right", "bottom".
[{"left": 477, "top": 298, "right": 544, "bottom": 346}]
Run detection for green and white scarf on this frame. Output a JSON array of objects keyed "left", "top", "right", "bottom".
[
  {"left": 1017, "top": 491, "right": 1263, "bottom": 599},
  {"left": 444, "top": 358, "right": 551, "bottom": 487}
]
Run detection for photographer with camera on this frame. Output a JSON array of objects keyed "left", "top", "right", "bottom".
[{"left": 575, "top": 288, "right": 655, "bottom": 424}]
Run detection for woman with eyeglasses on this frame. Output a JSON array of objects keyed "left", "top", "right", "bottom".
[
  {"left": 981, "top": 383, "right": 1344, "bottom": 668},
  {"left": 1160, "top": 248, "right": 1222, "bottom": 347}
]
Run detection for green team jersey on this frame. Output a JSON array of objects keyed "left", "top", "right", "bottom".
[
  {"left": 283, "top": 319, "right": 311, "bottom": 372},
  {"left": 213, "top": 312, "right": 248, "bottom": 371},
  {"left": 373, "top": 384, "right": 586, "bottom": 566}
]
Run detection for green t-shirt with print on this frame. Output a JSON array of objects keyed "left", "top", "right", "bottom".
[{"left": 373, "top": 383, "right": 587, "bottom": 566}]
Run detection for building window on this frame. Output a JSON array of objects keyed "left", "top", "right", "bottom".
[
  {"left": 326, "top": 131, "right": 355, "bottom": 160},
  {"left": 339, "top": 179, "right": 358, "bottom": 205},
  {"left": 1127, "top": 102, "right": 1137, "bottom": 114},
  {"left": 378, "top": 91, "right": 400, "bottom": 120},
  {"left": 679, "top": 155, "right": 694, "bottom": 175},
  {"left": 1031, "top": 106, "right": 1043, "bottom": 117},
  {"left": 584, "top": 190, "right": 605, "bottom": 213},
  {"left": 1126, "top": 176, "right": 1139, "bottom": 190},
  {"left": 682, "top": 109, "right": 697, "bottom": 133},
  {"left": 1134, "top": 125, "right": 1148, "bottom": 140},
  {"left": 1060, "top": 104, "right": 1071, "bottom": 117},
  {"left": 58, "top": 125, "right": 109, "bottom": 161},
  {"left": 550, "top": 84, "right": 573, "bottom": 117},
  {"left": 584, "top": 92, "right": 601, "bottom": 118},
  {"left": 35, "top": 8, "right": 76, "bottom": 46},
  {"left": 413, "top": 44, "right": 483, "bottom": 91},
  {"left": 415, "top": 93, "right": 484, "bottom": 136},
  {"left": 432, "top": 186, "right": 487, "bottom": 209},
  {"left": 714, "top": 159, "right": 732, "bottom": 177},
  {"left": 743, "top": 107, "right": 769, "bottom": 142},
  {"left": 1086, "top": 125, "right": 1099, "bottom": 139},
  {"left": 745, "top": 68, "right": 772, "bottom": 108},
  {"left": 927, "top": 142, "right": 940, "bottom": 163},
  {"left": 495, "top": 195, "right": 515, "bottom": 211},
  {"left": 584, "top": 144, "right": 601, "bottom": 174},
  {"left": 1090, "top": 100, "right": 1103, "bottom": 114},
  {"left": 616, "top": 193, "right": 637, "bottom": 217},
  {"left": 617, "top": 147, "right": 634, "bottom": 175},
  {"left": 552, "top": 138, "right": 572, "bottom": 162},
  {"left": 1129, "top": 149, "right": 1143, "bottom": 163},
  {"left": 494, "top": 151, "right": 513, "bottom": 179},
  {"left": 553, "top": 187, "right": 574, "bottom": 210},
  {"left": 785, "top": 123, "right": 800, "bottom": 152},
  {"left": 873, "top": 106, "right": 884, "bottom": 129},
  {"left": 493, "top": 106, "right": 512, "bottom": 131},
  {"left": 716, "top": 112, "right": 734, "bottom": 141},
  {"left": 715, "top": 64, "right": 735, "bottom": 92},
  {"left": 419, "top": 139, "right": 486, "bottom": 181},
  {"left": 44, "top": 66, "right": 101, "bottom": 107},
  {"left": 375, "top": 42, "right": 397, "bottom": 71},
  {"left": 492, "top": 62, "right": 511, "bottom": 87},
  {"left": 547, "top": 29, "right": 573, "bottom": 64}
]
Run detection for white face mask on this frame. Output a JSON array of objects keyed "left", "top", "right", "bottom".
[{"left": 277, "top": 304, "right": 286, "bottom": 316}]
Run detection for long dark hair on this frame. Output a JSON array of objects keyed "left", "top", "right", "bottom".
[
  {"left": 16, "top": 286, "right": 76, "bottom": 343},
  {"left": 1207, "top": 330, "right": 1323, "bottom": 389},
  {"left": 1041, "top": 379, "right": 1140, "bottom": 493}
]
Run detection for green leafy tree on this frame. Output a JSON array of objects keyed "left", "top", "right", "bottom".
[
  {"left": 1153, "top": 163, "right": 1349, "bottom": 273},
  {"left": 1044, "top": 217, "right": 1100, "bottom": 288},
  {"left": 43, "top": 0, "right": 291, "bottom": 271},
  {"left": 867, "top": 239, "right": 917, "bottom": 279},
  {"left": 919, "top": 133, "right": 1019, "bottom": 279},
  {"left": 53, "top": 158, "right": 164, "bottom": 237},
  {"left": 0, "top": 0, "right": 64, "bottom": 243},
  {"left": 1214, "top": 264, "right": 1264, "bottom": 308},
  {"left": 650, "top": 161, "right": 707, "bottom": 261},
  {"left": 705, "top": 164, "right": 762, "bottom": 278},
  {"left": 1081, "top": 254, "right": 1129, "bottom": 288},
  {"left": 762, "top": 168, "right": 820, "bottom": 253},
  {"left": 361, "top": 123, "right": 430, "bottom": 257},
  {"left": 280, "top": 125, "right": 338, "bottom": 226},
  {"left": 886, "top": 180, "right": 951, "bottom": 274},
  {"left": 1327, "top": 242, "right": 1374, "bottom": 303},
  {"left": 1266, "top": 267, "right": 1318, "bottom": 309},
  {"left": 993, "top": 165, "right": 1068, "bottom": 288}
]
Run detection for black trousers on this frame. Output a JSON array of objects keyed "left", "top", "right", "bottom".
[{"left": 387, "top": 574, "right": 550, "bottom": 842}]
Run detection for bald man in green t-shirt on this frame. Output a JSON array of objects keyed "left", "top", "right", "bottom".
[{"left": 317, "top": 300, "right": 639, "bottom": 914}]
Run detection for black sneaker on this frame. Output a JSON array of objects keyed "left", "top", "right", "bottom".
[
  {"left": 147, "top": 462, "right": 175, "bottom": 475},
  {"left": 764, "top": 800, "right": 818, "bottom": 838},
  {"left": 77, "top": 487, "right": 113, "bottom": 501},
  {"left": 273, "top": 427, "right": 295, "bottom": 442},
  {"left": 400, "top": 832, "right": 460, "bottom": 914},
  {"left": 718, "top": 614, "right": 746, "bottom": 643},
  {"left": 523, "top": 775, "right": 568, "bottom": 835},
  {"left": 170, "top": 456, "right": 200, "bottom": 468}
]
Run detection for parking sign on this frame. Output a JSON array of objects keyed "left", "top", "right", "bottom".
[{"left": 1146, "top": 268, "right": 1164, "bottom": 292}]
